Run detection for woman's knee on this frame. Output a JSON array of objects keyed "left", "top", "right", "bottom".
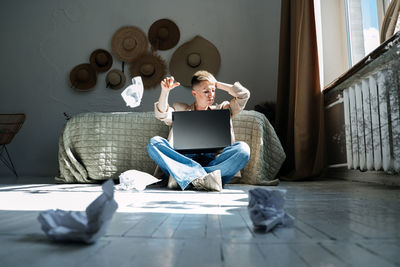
[
  {"left": 148, "top": 136, "right": 164, "bottom": 146},
  {"left": 147, "top": 136, "right": 165, "bottom": 152},
  {"left": 235, "top": 141, "right": 250, "bottom": 160}
]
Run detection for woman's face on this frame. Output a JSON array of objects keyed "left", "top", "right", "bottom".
[{"left": 192, "top": 80, "right": 216, "bottom": 109}]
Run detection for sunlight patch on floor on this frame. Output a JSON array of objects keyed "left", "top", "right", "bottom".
[
  {"left": 116, "top": 190, "right": 248, "bottom": 215},
  {"left": 0, "top": 184, "right": 249, "bottom": 215}
]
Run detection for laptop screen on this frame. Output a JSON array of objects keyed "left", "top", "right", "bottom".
[{"left": 172, "top": 109, "right": 231, "bottom": 153}]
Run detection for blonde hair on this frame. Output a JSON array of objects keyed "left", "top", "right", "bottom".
[{"left": 191, "top": 70, "right": 217, "bottom": 87}]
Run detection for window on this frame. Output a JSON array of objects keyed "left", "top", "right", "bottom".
[
  {"left": 316, "top": 0, "right": 391, "bottom": 87},
  {"left": 345, "top": 0, "right": 389, "bottom": 66}
]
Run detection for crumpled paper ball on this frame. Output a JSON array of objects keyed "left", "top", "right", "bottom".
[
  {"left": 116, "top": 169, "right": 161, "bottom": 191},
  {"left": 37, "top": 179, "right": 118, "bottom": 243},
  {"left": 247, "top": 188, "right": 294, "bottom": 232},
  {"left": 121, "top": 76, "right": 144, "bottom": 108}
]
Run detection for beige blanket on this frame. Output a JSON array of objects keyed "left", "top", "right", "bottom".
[{"left": 55, "top": 111, "right": 285, "bottom": 184}]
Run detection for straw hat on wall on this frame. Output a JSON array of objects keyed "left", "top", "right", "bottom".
[
  {"left": 111, "top": 26, "right": 148, "bottom": 62},
  {"left": 148, "top": 19, "right": 180, "bottom": 51},
  {"left": 169, "top": 35, "right": 221, "bottom": 87},
  {"left": 129, "top": 53, "right": 167, "bottom": 89}
]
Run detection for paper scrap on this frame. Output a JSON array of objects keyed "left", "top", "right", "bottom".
[
  {"left": 121, "top": 76, "right": 144, "bottom": 108},
  {"left": 38, "top": 179, "right": 118, "bottom": 243},
  {"left": 116, "top": 170, "right": 161, "bottom": 191},
  {"left": 247, "top": 188, "right": 294, "bottom": 232}
]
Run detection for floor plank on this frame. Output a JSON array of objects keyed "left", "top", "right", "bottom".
[
  {"left": 175, "top": 239, "right": 222, "bottom": 267},
  {"left": 357, "top": 240, "right": 400, "bottom": 266},
  {"left": 173, "top": 214, "right": 207, "bottom": 239},
  {"left": 152, "top": 213, "right": 184, "bottom": 238},
  {"left": 219, "top": 210, "right": 253, "bottom": 240},
  {"left": 289, "top": 242, "right": 346, "bottom": 266},
  {"left": 124, "top": 213, "right": 169, "bottom": 238},
  {"left": 221, "top": 242, "right": 266, "bottom": 267},
  {"left": 257, "top": 243, "right": 309, "bottom": 266},
  {"left": 321, "top": 241, "right": 397, "bottom": 267}
]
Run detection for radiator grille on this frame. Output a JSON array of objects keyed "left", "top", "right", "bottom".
[{"left": 343, "top": 66, "right": 400, "bottom": 173}]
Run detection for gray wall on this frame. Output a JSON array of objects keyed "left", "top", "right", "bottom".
[{"left": 0, "top": 0, "right": 281, "bottom": 177}]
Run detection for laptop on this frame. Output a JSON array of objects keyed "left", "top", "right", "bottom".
[{"left": 172, "top": 109, "right": 231, "bottom": 153}]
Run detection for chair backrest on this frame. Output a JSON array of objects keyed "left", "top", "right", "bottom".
[{"left": 0, "top": 114, "right": 26, "bottom": 145}]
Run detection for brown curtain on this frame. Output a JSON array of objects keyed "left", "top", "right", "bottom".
[{"left": 275, "top": 0, "right": 324, "bottom": 180}]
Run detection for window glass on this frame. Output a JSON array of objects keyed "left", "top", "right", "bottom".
[
  {"left": 361, "top": 0, "right": 380, "bottom": 54},
  {"left": 345, "top": 0, "right": 381, "bottom": 66}
]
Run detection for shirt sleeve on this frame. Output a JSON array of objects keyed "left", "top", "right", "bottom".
[
  {"left": 154, "top": 102, "right": 174, "bottom": 126},
  {"left": 224, "top": 82, "right": 251, "bottom": 117}
]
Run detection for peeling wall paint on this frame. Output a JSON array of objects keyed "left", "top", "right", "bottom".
[{"left": 0, "top": 0, "right": 281, "bottom": 177}]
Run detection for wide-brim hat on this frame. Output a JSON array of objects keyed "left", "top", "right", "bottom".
[
  {"left": 169, "top": 35, "right": 221, "bottom": 87},
  {"left": 129, "top": 53, "right": 166, "bottom": 89},
  {"left": 148, "top": 19, "right": 180, "bottom": 51},
  {"left": 106, "top": 69, "right": 126, "bottom": 90},
  {"left": 111, "top": 26, "right": 148, "bottom": 62},
  {"left": 70, "top": 63, "right": 97, "bottom": 91},
  {"left": 90, "top": 49, "right": 113, "bottom": 72}
]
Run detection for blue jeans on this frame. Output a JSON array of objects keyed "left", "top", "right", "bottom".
[{"left": 147, "top": 136, "right": 250, "bottom": 190}]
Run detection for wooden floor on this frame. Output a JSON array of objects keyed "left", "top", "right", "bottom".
[{"left": 0, "top": 177, "right": 399, "bottom": 267}]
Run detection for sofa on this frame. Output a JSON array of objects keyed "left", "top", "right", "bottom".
[{"left": 55, "top": 110, "right": 286, "bottom": 185}]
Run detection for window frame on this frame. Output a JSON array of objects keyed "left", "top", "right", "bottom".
[{"left": 318, "top": 0, "right": 390, "bottom": 89}]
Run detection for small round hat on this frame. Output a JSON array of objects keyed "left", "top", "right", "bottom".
[
  {"left": 90, "top": 49, "right": 113, "bottom": 72},
  {"left": 106, "top": 69, "right": 126, "bottom": 90},
  {"left": 70, "top": 63, "right": 97, "bottom": 91}
]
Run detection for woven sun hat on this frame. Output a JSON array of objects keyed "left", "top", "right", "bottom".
[
  {"left": 129, "top": 52, "right": 167, "bottom": 89},
  {"left": 169, "top": 35, "right": 221, "bottom": 87},
  {"left": 70, "top": 63, "right": 97, "bottom": 91},
  {"left": 148, "top": 18, "right": 180, "bottom": 51},
  {"left": 106, "top": 69, "right": 126, "bottom": 90},
  {"left": 90, "top": 49, "right": 113, "bottom": 72},
  {"left": 111, "top": 26, "right": 148, "bottom": 62}
]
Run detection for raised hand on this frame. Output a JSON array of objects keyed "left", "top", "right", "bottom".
[{"left": 161, "top": 76, "right": 180, "bottom": 92}]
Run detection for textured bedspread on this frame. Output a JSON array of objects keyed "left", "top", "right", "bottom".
[{"left": 56, "top": 111, "right": 285, "bottom": 184}]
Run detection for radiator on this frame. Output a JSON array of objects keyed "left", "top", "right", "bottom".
[{"left": 343, "top": 66, "right": 400, "bottom": 173}]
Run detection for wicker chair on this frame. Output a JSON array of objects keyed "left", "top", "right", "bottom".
[{"left": 0, "top": 114, "right": 26, "bottom": 177}]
